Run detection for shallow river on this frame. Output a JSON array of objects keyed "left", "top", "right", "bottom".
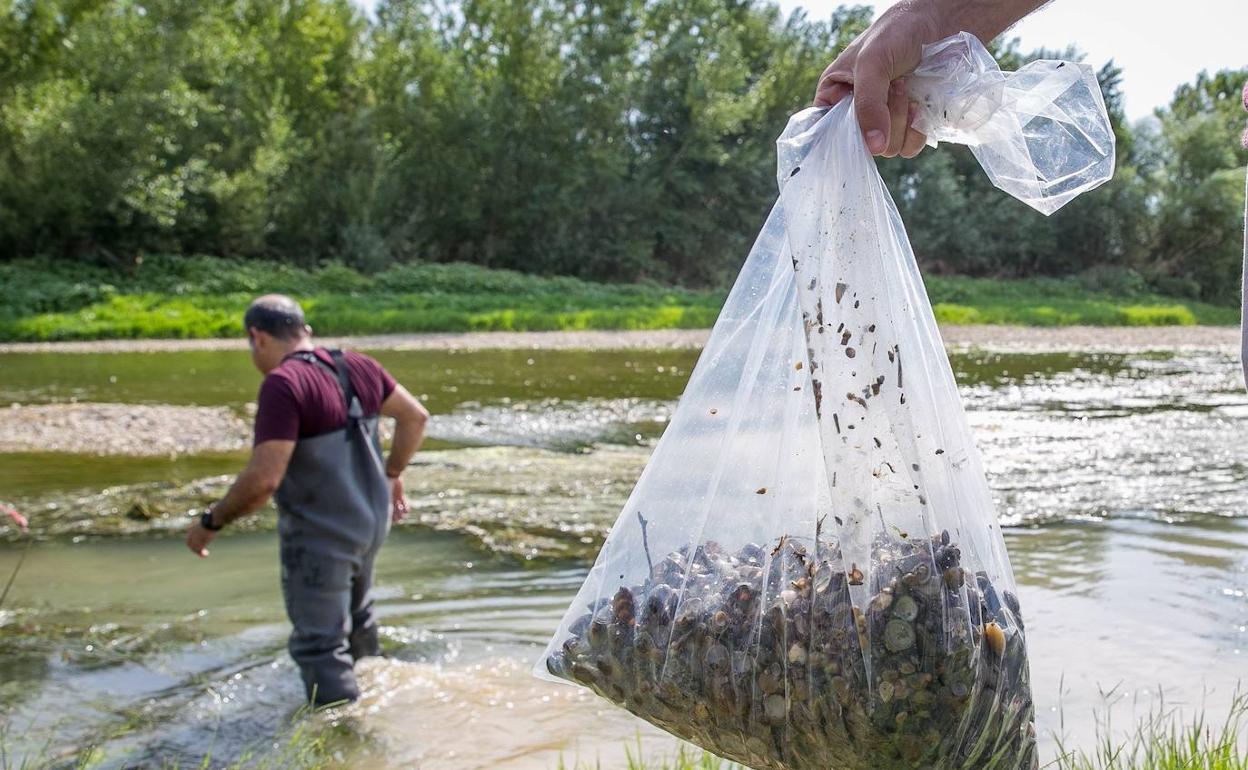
[{"left": 1, "top": 344, "right": 1246, "bottom": 768}]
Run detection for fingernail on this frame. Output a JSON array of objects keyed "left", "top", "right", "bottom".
[{"left": 866, "top": 129, "right": 886, "bottom": 153}]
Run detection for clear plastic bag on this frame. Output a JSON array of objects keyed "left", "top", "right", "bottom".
[{"left": 538, "top": 33, "right": 1114, "bottom": 770}]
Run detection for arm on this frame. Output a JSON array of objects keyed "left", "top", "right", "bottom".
[
  {"left": 379, "top": 384, "right": 430, "bottom": 523},
  {"left": 815, "top": 0, "right": 1050, "bottom": 157},
  {"left": 185, "top": 440, "right": 295, "bottom": 557}
]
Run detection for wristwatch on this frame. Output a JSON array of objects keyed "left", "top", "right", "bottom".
[{"left": 200, "top": 509, "right": 223, "bottom": 531}]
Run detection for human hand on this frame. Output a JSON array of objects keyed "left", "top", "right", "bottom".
[
  {"left": 186, "top": 519, "right": 216, "bottom": 558},
  {"left": 2, "top": 502, "right": 27, "bottom": 531},
  {"left": 814, "top": 1, "right": 944, "bottom": 158},
  {"left": 389, "top": 475, "right": 408, "bottom": 524},
  {"left": 1241, "top": 81, "right": 1247, "bottom": 149}
]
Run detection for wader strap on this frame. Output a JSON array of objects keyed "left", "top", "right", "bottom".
[
  {"left": 287, "top": 349, "right": 365, "bottom": 424},
  {"left": 328, "top": 349, "right": 364, "bottom": 420}
]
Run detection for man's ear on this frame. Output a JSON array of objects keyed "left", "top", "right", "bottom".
[{"left": 303, "top": 324, "right": 313, "bottom": 337}]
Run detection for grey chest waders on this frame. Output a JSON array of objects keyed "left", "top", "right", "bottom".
[{"left": 273, "top": 349, "right": 391, "bottom": 705}]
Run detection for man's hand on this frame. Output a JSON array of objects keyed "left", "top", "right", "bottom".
[
  {"left": 389, "top": 475, "right": 409, "bottom": 524},
  {"left": 1241, "top": 81, "right": 1247, "bottom": 149},
  {"left": 2, "top": 502, "right": 27, "bottom": 531},
  {"left": 814, "top": 0, "right": 1046, "bottom": 157},
  {"left": 815, "top": 1, "right": 942, "bottom": 158},
  {"left": 186, "top": 518, "right": 216, "bottom": 558},
  {"left": 381, "top": 384, "right": 428, "bottom": 525}
]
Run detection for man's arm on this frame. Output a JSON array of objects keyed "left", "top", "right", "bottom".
[
  {"left": 379, "top": 384, "right": 430, "bottom": 523},
  {"left": 185, "top": 440, "right": 295, "bottom": 557}
]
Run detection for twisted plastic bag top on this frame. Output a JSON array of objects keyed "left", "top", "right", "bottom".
[
  {"left": 902, "top": 32, "right": 1115, "bottom": 215},
  {"left": 536, "top": 32, "right": 1113, "bottom": 770}
]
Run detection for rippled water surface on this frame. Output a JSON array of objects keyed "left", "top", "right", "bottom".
[{"left": 1, "top": 345, "right": 1246, "bottom": 767}]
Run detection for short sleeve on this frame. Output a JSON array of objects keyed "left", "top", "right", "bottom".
[
  {"left": 253, "top": 374, "right": 301, "bottom": 445},
  {"left": 347, "top": 351, "right": 397, "bottom": 404},
  {"left": 378, "top": 363, "right": 397, "bottom": 400}
]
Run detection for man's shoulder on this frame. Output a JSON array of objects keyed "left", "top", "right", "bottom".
[
  {"left": 341, "top": 348, "right": 382, "bottom": 368},
  {"left": 262, "top": 355, "right": 318, "bottom": 394}
]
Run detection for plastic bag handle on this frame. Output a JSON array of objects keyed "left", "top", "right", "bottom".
[{"left": 905, "top": 32, "right": 1116, "bottom": 215}]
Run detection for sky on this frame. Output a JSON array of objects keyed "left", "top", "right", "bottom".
[
  {"left": 785, "top": 0, "right": 1248, "bottom": 121},
  {"left": 354, "top": 0, "right": 1247, "bottom": 122}
]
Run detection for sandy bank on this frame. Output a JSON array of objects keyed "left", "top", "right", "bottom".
[
  {"left": 0, "top": 403, "right": 250, "bottom": 456},
  {"left": 0, "top": 325, "right": 1239, "bottom": 355}
]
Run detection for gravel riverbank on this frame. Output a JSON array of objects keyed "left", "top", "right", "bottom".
[{"left": 0, "top": 325, "right": 1239, "bottom": 355}]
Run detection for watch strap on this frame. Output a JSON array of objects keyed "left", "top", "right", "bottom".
[{"left": 200, "top": 509, "right": 223, "bottom": 531}]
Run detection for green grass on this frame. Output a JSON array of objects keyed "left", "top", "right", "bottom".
[
  {"left": 1051, "top": 692, "right": 1248, "bottom": 770},
  {"left": 925, "top": 274, "right": 1237, "bottom": 327},
  {"left": 0, "top": 256, "right": 1237, "bottom": 342}
]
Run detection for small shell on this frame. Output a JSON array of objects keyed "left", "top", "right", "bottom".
[
  {"left": 759, "top": 664, "right": 784, "bottom": 694},
  {"left": 884, "top": 618, "right": 916, "bottom": 652},
  {"left": 764, "top": 693, "right": 788, "bottom": 722},
  {"left": 984, "top": 621, "right": 1006, "bottom": 657},
  {"left": 892, "top": 595, "right": 918, "bottom": 622},
  {"left": 787, "top": 642, "right": 808, "bottom": 665},
  {"left": 943, "top": 566, "right": 964, "bottom": 590},
  {"left": 848, "top": 563, "right": 864, "bottom": 585}
]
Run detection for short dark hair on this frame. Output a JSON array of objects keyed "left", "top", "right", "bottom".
[{"left": 244, "top": 295, "right": 308, "bottom": 341}]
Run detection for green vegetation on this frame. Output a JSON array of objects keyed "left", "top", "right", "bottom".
[
  {"left": 925, "top": 274, "right": 1238, "bottom": 327},
  {"left": 0, "top": 1, "right": 1245, "bottom": 305},
  {"left": 1053, "top": 693, "right": 1248, "bottom": 770},
  {"left": 0, "top": 257, "right": 1236, "bottom": 342}
]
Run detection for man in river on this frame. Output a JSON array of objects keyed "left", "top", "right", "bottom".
[{"left": 184, "top": 294, "right": 430, "bottom": 705}]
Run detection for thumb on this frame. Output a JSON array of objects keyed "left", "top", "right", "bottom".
[{"left": 852, "top": 55, "right": 893, "bottom": 154}]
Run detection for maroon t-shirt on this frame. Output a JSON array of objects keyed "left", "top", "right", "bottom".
[{"left": 254, "top": 348, "right": 397, "bottom": 445}]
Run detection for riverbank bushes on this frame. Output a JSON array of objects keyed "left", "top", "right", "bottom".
[
  {"left": 0, "top": 257, "right": 1235, "bottom": 342},
  {"left": 1, "top": 2, "right": 1245, "bottom": 299}
]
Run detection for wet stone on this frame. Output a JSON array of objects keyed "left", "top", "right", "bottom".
[{"left": 545, "top": 532, "right": 1036, "bottom": 770}]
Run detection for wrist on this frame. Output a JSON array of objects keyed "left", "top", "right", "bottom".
[
  {"left": 385, "top": 468, "right": 403, "bottom": 479},
  {"left": 200, "top": 508, "right": 223, "bottom": 531},
  {"left": 934, "top": 0, "right": 1044, "bottom": 41}
]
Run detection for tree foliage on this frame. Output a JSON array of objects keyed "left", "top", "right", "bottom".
[{"left": 0, "top": 0, "right": 1243, "bottom": 299}]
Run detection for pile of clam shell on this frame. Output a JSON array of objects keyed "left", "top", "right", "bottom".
[{"left": 545, "top": 531, "right": 1036, "bottom": 770}]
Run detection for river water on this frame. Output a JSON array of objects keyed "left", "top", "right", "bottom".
[{"left": 1, "top": 344, "right": 1246, "bottom": 768}]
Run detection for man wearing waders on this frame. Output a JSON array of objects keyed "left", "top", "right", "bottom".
[{"left": 184, "top": 294, "right": 429, "bottom": 705}]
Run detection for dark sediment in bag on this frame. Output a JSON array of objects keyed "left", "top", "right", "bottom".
[{"left": 545, "top": 529, "right": 1035, "bottom": 770}]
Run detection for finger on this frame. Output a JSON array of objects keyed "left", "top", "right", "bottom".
[
  {"left": 881, "top": 79, "right": 909, "bottom": 157},
  {"left": 814, "top": 79, "right": 851, "bottom": 108},
  {"left": 852, "top": 54, "right": 893, "bottom": 154},
  {"left": 900, "top": 125, "right": 927, "bottom": 159}
]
